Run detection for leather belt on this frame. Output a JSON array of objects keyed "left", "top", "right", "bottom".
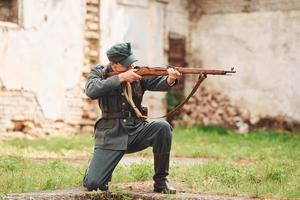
[{"left": 102, "top": 111, "right": 134, "bottom": 119}]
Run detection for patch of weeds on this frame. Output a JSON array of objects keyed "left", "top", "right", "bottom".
[
  {"left": 0, "top": 155, "right": 25, "bottom": 172},
  {"left": 129, "top": 162, "right": 152, "bottom": 181},
  {"left": 218, "top": 165, "right": 242, "bottom": 186},
  {"left": 113, "top": 165, "right": 133, "bottom": 182},
  {"left": 111, "top": 190, "right": 132, "bottom": 200},
  {"left": 113, "top": 161, "right": 153, "bottom": 183},
  {"left": 197, "top": 125, "right": 230, "bottom": 135},
  {"left": 87, "top": 189, "right": 132, "bottom": 200},
  {"left": 0, "top": 156, "right": 85, "bottom": 193},
  {"left": 266, "top": 169, "right": 284, "bottom": 182}
]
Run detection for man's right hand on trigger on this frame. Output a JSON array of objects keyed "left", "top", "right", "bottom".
[{"left": 118, "top": 69, "right": 142, "bottom": 83}]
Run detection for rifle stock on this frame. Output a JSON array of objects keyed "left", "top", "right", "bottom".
[{"left": 104, "top": 66, "right": 236, "bottom": 78}]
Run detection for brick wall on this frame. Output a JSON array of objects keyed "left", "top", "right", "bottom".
[
  {"left": 80, "top": 0, "right": 101, "bottom": 131},
  {"left": 0, "top": 88, "right": 45, "bottom": 136},
  {"left": 62, "top": 0, "right": 101, "bottom": 133},
  {"left": 0, "top": 0, "right": 101, "bottom": 137}
]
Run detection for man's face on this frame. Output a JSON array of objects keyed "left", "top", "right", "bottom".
[{"left": 111, "top": 62, "right": 133, "bottom": 72}]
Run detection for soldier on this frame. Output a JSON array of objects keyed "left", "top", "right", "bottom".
[{"left": 83, "top": 42, "right": 181, "bottom": 194}]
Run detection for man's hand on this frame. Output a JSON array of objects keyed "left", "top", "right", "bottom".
[
  {"left": 167, "top": 68, "right": 182, "bottom": 86},
  {"left": 118, "top": 69, "right": 142, "bottom": 83}
]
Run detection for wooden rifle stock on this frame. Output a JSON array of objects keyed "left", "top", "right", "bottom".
[{"left": 104, "top": 66, "right": 236, "bottom": 78}]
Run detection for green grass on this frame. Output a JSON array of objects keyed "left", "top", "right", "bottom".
[
  {"left": 0, "top": 135, "right": 93, "bottom": 158},
  {"left": 0, "top": 155, "right": 85, "bottom": 194},
  {"left": 172, "top": 125, "right": 300, "bottom": 161},
  {"left": 1, "top": 156, "right": 299, "bottom": 199},
  {"left": 1, "top": 126, "right": 299, "bottom": 162},
  {"left": 113, "top": 161, "right": 153, "bottom": 182},
  {"left": 0, "top": 125, "right": 300, "bottom": 198},
  {"left": 171, "top": 160, "right": 300, "bottom": 199},
  {"left": 6, "top": 135, "right": 92, "bottom": 152}
]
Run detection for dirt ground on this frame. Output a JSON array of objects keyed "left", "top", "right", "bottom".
[{"left": 3, "top": 182, "right": 256, "bottom": 200}]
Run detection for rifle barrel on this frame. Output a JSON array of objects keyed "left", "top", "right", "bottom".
[{"left": 176, "top": 67, "right": 236, "bottom": 75}]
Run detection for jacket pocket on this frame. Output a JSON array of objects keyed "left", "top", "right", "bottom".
[{"left": 94, "top": 119, "right": 114, "bottom": 140}]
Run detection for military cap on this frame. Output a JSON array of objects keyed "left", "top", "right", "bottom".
[{"left": 106, "top": 42, "right": 138, "bottom": 67}]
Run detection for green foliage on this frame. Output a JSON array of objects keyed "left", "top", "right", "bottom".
[{"left": 166, "top": 90, "right": 184, "bottom": 112}]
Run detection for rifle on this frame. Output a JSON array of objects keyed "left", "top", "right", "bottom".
[
  {"left": 104, "top": 65, "right": 236, "bottom": 78},
  {"left": 103, "top": 65, "right": 236, "bottom": 119}
]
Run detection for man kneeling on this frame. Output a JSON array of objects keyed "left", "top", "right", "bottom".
[{"left": 83, "top": 42, "right": 181, "bottom": 194}]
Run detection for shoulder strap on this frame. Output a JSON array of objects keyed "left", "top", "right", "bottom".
[{"left": 123, "top": 74, "right": 207, "bottom": 119}]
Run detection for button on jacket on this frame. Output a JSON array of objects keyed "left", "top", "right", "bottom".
[{"left": 85, "top": 64, "right": 174, "bottom": 150}]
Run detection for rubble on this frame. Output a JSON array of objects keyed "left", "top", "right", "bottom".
[{"left": 173, "top": 87, "right": 300, "bottom": 133}]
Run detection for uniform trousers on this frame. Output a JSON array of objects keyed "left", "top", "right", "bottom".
[{"left": 83, "top": 120, "right": 172, "bottom": 191}]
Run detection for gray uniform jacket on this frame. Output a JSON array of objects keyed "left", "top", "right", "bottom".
[{"left": 85, "top": 64, "right": 174, "bottom": 150}]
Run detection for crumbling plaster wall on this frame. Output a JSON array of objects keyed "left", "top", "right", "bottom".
[
  {"left": 0, "top": 0, "right": 85, "bottom": 119},
  {"left": 165, "top": 0, "right": 189, "bottom": 43},
  {"left": 163, "top": 0, "right": 300, "bottom": 130},
  {"left": 188, "top": 0, "right": 300, "bottom": 121},
  {"left": 2, "top": 0, "right": 299, "bottom": 136},
  {"left": 0, "top": 0, "right": 87, "bottom": 136}
]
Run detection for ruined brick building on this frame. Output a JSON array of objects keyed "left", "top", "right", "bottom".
[{"left": 1, "top": 0, "right": 300, "bottom": 137}]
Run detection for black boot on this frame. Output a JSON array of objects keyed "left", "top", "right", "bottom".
[{"left": 153, "top": 153, "right": 176, "bottom": 194}]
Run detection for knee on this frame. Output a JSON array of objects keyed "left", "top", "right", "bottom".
[
  {"left": 154, "top": 121, "right": 172, "bottom": 139},
  {"left": 84, "top": 178, "right": 98, "bottom": 191},
  {"left": 158, "top": 121, "right": 172, "bottom": 132},
  {"left": 84, "top": 177, "right": 106, "bottom": 191}
]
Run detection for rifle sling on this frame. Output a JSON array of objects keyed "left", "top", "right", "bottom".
[{"left": 122, "top": 74, "right": 207, "bottom": 119}]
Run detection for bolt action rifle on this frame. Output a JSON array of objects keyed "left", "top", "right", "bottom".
[
  {"left": 104, "top": 65, "right": 236, "bottom": 119},
  {"left": 104, "top": 65, "right": 236, "bottom": 78}
]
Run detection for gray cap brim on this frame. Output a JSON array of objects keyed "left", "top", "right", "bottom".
[{"left": 119, "top": 54, "right": 138, "bottom": 67}]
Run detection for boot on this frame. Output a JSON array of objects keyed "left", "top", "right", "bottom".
[{"left": 153, "top": 153, "right": 176, "bottom": 194}]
